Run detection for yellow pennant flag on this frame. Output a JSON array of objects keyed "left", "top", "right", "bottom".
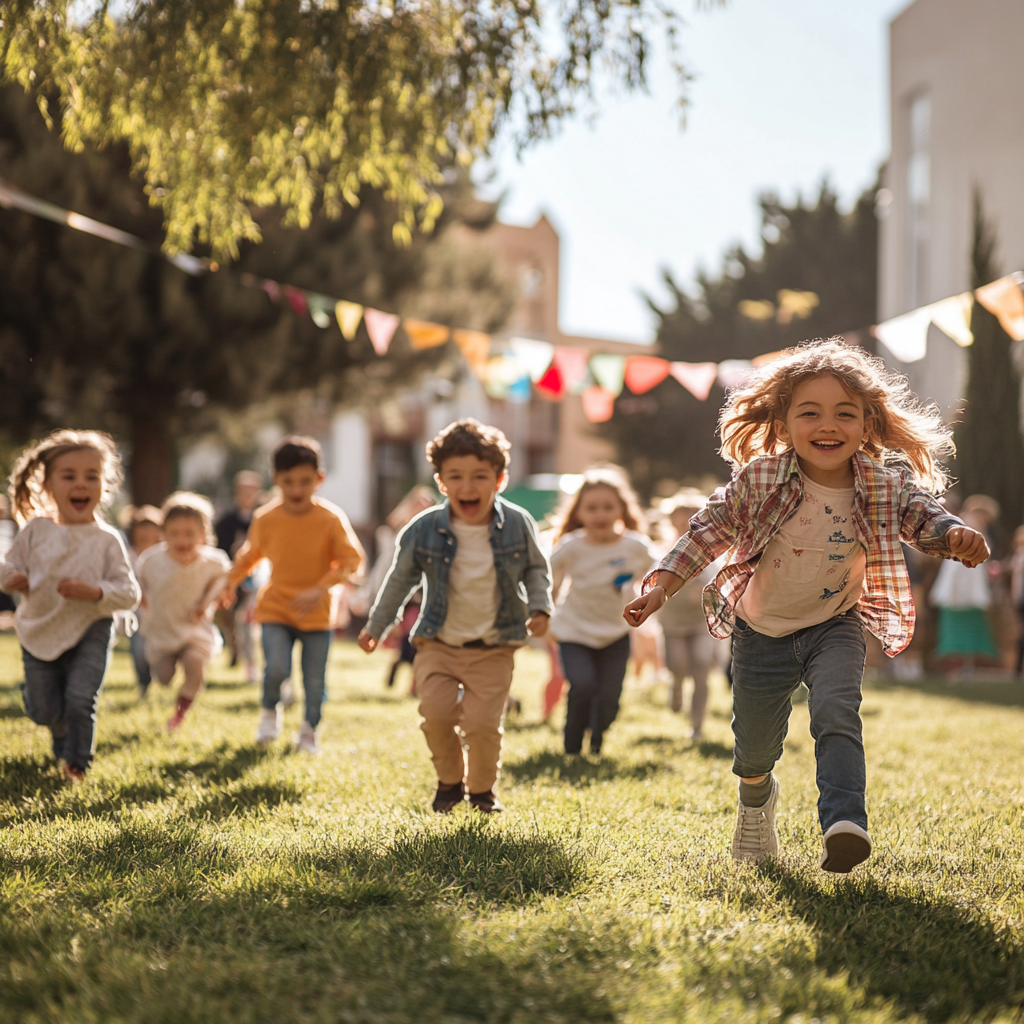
[
  {"left": 335, "top": 300, "right": 364, "bottom": 341},
  {"left": 452, "top": 329, "right": 492, "bottom": 376},
  {"left": 404, "top": 319, "right": 450, "bottom": 350}
]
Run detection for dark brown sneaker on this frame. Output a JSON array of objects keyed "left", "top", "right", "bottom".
[
  {"left": 469, "top": 789, "right": 504, "bottom": 814},
  {"left": 432, "top": 781, "right": 466, "bottom": 814}
]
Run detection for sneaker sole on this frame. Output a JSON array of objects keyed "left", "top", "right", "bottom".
[{"left": 821, "top": 832, "right": 871, "bottom": 873}]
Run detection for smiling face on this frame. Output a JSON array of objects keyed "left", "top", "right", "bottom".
[
  {"left": 163, "top": 514, "right": 206, "bottom": 564},
  {"left": 576, "top": 484, "right": 626, "bottom": 543},
  {"left": 436, "top": 455, "right": 505, "bottom": 525},
  {"left": 778, "top": 374, "right": 868, "bottom": 487},
  {"left": 274, "top": 465, "right": 324, "bottom": 515},
  {"left": 45, "top": 448, "right": 104, "bottom": 524}
]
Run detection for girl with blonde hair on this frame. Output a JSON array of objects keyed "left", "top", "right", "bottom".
[
  {"left": 625, "top": 339, "right": 989, "bottom": 873},
  {"left": 0, "top": 430, "right": 139, "bottom": 782}
]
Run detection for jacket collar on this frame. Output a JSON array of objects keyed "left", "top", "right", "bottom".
[{"left": 435, "top": 495, "right": 507, "bottom": 535}]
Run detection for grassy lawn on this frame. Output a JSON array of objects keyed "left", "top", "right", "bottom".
[{"left": 2, "top": 633, "right": 1024, "bottom": 1023}]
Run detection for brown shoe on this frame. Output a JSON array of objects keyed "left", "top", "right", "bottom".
[
  {"left": 63, "top": 764, "right": 86, "bottom": 784},
  {"left": 432, "top": 781, "right": 466, "bottom": 813},
  {"left": 469, "top": 789, "right": 504, "bottom": 814}
]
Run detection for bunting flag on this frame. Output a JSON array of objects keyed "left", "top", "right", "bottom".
[
  {"left": 928, "top": 292, "right": 974, "bottom": 347},
  {"left": 335, "top": 301, "right": 364, "bottom": 341},
  {"left": 582, "top": 386, "right": 616, "bottom": 423},
  {"left": 975, "top": 272, "right": 1024, "bottom": 341},
  {"left": 306, "top": 293, "right": 335, "bottom": 329},
  {"left": 509, "top": 337, "right": 555, "bottom": 382},
  {"left": 624, "top": 356, "right": 670, "bottom": 395},
  {"left": 259, "top": 279, "right": 281, "bottom": 303},
  {"left": 363, "top": 308, "right": 400, "bottom": 356},
  {"left": 716, "top": 359, "right": 755, "bottom": 390},
  {"left": 284, "top": 286, "right": 308, "bottom": 317},
  {"left": 452, "top": 329, "right": 492, "bottom": 376},
  {"left": 669, "top": 361, "right": 718, "bottom": 401},
  {"left": 404, "top": 318, "right": 450, "bottom": 350},
  {"left": 507, "top": 373, "right": 533, "bottom": 404},
  {"left": 874, "top": 307, "right": 931, "bottom": 363},
  {"left": 588, "top": 354, "right": 626, "bottom": 396},
  {"left": 535, "top": 363, "right": 566, "bottom": 401},
  {"left": 552, "top": 347, "right": 591, "bottom": 394}
]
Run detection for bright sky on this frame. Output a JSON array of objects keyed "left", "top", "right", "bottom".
[{"left": 482, "top": 0, "right": 912, "bottom": 343}]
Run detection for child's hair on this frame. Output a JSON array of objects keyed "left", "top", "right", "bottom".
[
  {"left": 120, "top": 504, "right": 165, "bottom": 546},
  {"left": 718, "top": 338, "right": 954, "bottom": 492},
  {"left": 552, "top": 466, "right": 645, "bottom": 543},
  {"left": 426, "top": 418, "right": 511, "bottom": 475},
  {"left": 9, "top": 429, "right": 123, "bottom": 525},
  {"left": 272, "top": 435, "right": 323, "bottom": 474},
  {"left": 160, "top": 491, "right": 215, "bottom": 544}
]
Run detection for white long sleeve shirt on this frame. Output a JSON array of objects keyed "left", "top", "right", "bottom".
[{"left": 0, "top": 517, "right": 140, "bottom": 660}]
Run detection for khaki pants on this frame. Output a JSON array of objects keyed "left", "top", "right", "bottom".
[{"left": 413, "top": 641, "right": 515, "bottom": 794}]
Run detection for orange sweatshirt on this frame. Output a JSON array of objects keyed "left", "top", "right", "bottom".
[{"left": 228, "top": 497, "right": 365, "bottom": 631}]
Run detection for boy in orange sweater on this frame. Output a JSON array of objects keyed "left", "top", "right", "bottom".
[{"left": 227, "top": 436, "right": 364, "bottom": 753}]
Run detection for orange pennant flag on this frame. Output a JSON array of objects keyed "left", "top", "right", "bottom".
[
  {"left": 452, "top": 329, "right": 492, "bottom": 376},
  {"left": 404, "top": 319, "right": 450, "bottom": 350},
  {"left": 582, "top": 386, "right": 616, "bottom": 423},
  {"left": 975, "top": 272, "right": 1024, "bottom": 341},
  {"left": 624, "top": 356, "right": 670, "bottom": 395}
]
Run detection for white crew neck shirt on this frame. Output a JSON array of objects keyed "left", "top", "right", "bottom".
[
  {"left": 437, "top": 518, "right": 500, "bottom": 646},
  {"left": 735, "top": 474, "right": 866, "bottom": 637}
]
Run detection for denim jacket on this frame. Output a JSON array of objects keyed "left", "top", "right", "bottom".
[{"left": 367, "top": 496, "right": 553, "bottom": 646}]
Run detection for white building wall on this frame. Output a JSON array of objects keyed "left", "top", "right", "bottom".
[{"left": 319, "top": 411, "right": 372, "bottom": 526}]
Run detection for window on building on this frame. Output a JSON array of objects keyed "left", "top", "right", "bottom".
[{"left": 907, "top": 92, "right": 931, "bottom": 308}]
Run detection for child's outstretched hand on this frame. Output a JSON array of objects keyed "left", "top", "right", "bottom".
[
  {"left": 218, "top": 583, "right": 236, "bottom": 610},
  {"left": 526, "top": 611, "right": 549, "bottom": 638},
  {"left": 57, "top": 578, "right": 102, "bottom": 602},
  {"left": 623, "top": 587, "right": 667, "bottom": 628},
  {"left": 357, "top": 628, "right": 378, "bottom": 653},
  {"left": 946, "top": 525, "right": 990, "bottom": 568},
  {"left": 5, "top": 571, "right": 28, "bottom": 594}
]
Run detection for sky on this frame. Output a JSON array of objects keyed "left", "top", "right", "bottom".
[{"left": 480, "top": 0, "right": 912, "bottom": 343}]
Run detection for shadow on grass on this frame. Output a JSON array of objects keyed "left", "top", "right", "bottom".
[
  {"left": 630, "top": 735, "right": 733, "bottom": 761},
  {"left": 764, "top": 863, "right": 1024, "bottom": 1021},
  {"left": 502, "top": 750, "right": 663, "bottom": 784},
  {"left": 868, "top": 675, "right": 1024, "bottom": 709},
  {"left": 0, "top": 753, "right": 66, "bottom": 801},
  {"left": 194, "top": 780, "right": 304, "bottom": 821}
]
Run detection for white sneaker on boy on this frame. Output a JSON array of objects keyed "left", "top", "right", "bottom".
[
  {"left": 820, "top": 821, "right": 872, "bottom": 873},
  {"left": 256, "top": 706, "right": 282, "bottom": 747},
  {"left": 731, "top": 777, "right": 780, "bottom": 863},
  {"left": 295, "top": 721, "right": 320, "bottom": 755}
]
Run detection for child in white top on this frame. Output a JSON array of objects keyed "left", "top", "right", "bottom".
[
  {"left": 0, "top": 430, "right": 139, "bottom": 782},
  {"left": 550, "top": 467, "right": 655, "bottom": 755},
  {"left": 121, "top": 504, "right": 164, "bottom": 695},
  {"left": 137, "top": 493, "right": 230, "bottom": 732}
]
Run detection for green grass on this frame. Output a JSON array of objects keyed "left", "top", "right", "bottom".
[{"left": 2, "top": 635, "right": 1024, "bottom": 1023}]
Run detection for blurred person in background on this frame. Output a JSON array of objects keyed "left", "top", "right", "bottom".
[
  {"left": 0, "top": 494, "right": 18, "bottom": 622},
  {"left": 120, "top": 504, "right": 164, "bottom": 695},
  {"left": 1006, "top": 525, "right": 1024, "bottom": 677}
]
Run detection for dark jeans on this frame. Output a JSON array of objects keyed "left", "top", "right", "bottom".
[
  {"left": 21, "top": 618, "right": 114, "bottom": 771},
  {"left": 731, "top": 610, "right": 868, "bottom": 831},
  {"left": 261, "top": 623, "right": 331, "bottom": 727},
  {"left": 560, "top": 634, "right": 632, "bottom": 754},
  {"left": 130, "top": 629, "right": 151, "bottom": 692}
]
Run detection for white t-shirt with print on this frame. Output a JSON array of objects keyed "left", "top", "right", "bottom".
[
  {"left": 550, "top": 530, "right": 655, "bottom": 649},
  {"left": 735, "top": 475, "right": 866, "bottom": 637},
  {"left": 437, "top": 518, "right": 500, "bottom": 646}
]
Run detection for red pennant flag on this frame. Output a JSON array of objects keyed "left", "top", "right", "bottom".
[
  {"left": 535, "top": 362, "right": 566, "bottom": 400},
  {"left": 284, "top": 286, "right": 308, "bottom": 317},
  {"left": 552, "top": 347, "right": 590, "bottom": 393},
  {"left": 624, "top": 356, "right": 670, "bottom": 395},
  {"left": 582, "top": 386, "right": 616, "bottom": 423},
  {"left": 364, "top": 308, "right": 400, "bottom": 356},
  {"left": 669, "top": 361, "right": 717, "bottom": 401}
]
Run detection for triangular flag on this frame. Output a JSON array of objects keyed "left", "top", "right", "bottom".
[
  {"left": 404, "top": 318, "right": 450, "bottom": 350},
  {"left": 588, "top": 353, "right": 626, "bottom": 396},
  {"left": 364, "top": 307, "right": 400, "bottom": 356},
  {"left": 284, "top": 286, "right": 307, "bottom": 317},
  {"left": 535, "top": 363, "right": 566, "bottom": 401},
  {"left": 669, "top": 361, "right": 718, "bottom": 401},
  {"left": 624, "top": 356, "right": 670, "bottom": 395},
  {"left": 507, "top": 374, "right": 533, "bottom": 404},
  {"left": 582, "top": 386, "right": 616, "bottom": 423},
  {"left": 260, "top": 279, "right": 281, "bottom": 303},
  {"left": 509, "top": 337, "right": 555, "bottom": 382},
  {"left": 928, "top": 292, "right": 974, "bottom": 347},
  {"left": 975, "top": 272, "right": 1024, "bottom": 341},
  {"left": 717, "top": 359, "right": 756, "bottom": 390},
  {"left": 335, "top": 300, "right": 364, "bottom": 341},
  {"left": 874, "top": 307, "right": 932, "bottom": 363},
  {"left": 306, "top": 293, "right": 334, "bottom": 329},
  {"left": 552, "top": 348, "right": 590, "bottom": 394},
  {"left": 452, "top": 329, "right": 492, "bottom": 377}
]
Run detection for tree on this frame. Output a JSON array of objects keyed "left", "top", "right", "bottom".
[
  {"left": 0, "top": 85, "right": 515, "bottom": 502},
  {"left": 603, "top": 179, "right": 880, "bottom": 497},
  {"left": 0, "top": 0, "right": 705, "bottom": 259},
  {"left": 952, "top": 190, "right": 1024, "bottom": 543}
]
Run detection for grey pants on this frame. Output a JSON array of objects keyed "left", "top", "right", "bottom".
[{"left": 22, "top": 618, "right": 114, "bottom": 771}]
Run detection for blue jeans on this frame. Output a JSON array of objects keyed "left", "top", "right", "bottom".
[
  {"left": 130, "top": 630, "right": 151, "bottom": 692},
  {"left": 731, "top": 610, "right": 868, "bottom": 831},
  {"left": 559, "top": 634, "right": 632, "bottom": 754},
  {"left": 21, "top": 618, "right": 114, "bottom": 771},
  {"left": 261, "top": 623, "right": 331, "bottom": 727}
]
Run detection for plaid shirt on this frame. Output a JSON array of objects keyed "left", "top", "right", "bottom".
[{"left": 645, "top": 450, "right": 963, "bottom": 656}]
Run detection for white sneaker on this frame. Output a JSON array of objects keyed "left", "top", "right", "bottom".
[
  {"left": 731, "top": 778, "right": 780, "bottom": 863},
  {"left": 280, "top": 678, "right": 295, "bottom": 708},
  {"left": 295, "top": 721, "right": 320, "bottom": 755},
  {"left": 820, "top": 821, "right": 872, "bottom": 873},
  {"left": 256, "top": 706, "right": 282, "bottom": 747}
]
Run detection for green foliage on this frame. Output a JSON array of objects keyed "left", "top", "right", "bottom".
[
  {"left": 3, "top": 636, "right": 1024, "bottom": 1021},
  {"left": 0, "top": 0, "right": 698, "bottom": 258},
  {"left": 605, "top": 179, "right": 880, "bottom": 496}
]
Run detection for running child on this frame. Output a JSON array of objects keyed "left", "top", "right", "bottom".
[
  {"left": 136, "top": 493, "right": 231, "bottom": 732},
  {"left": 549, "top": 468, "right": 654, "bottom": 755},
  {"left": 358, "top": 418, "right": 552, "bottom": 813},
  {"left": 624, "top": 339, "right": 989, "bottom": 872},
  {"left": 228, "top": 436, "right": 365, "bottom": 753},
  {"left": 0, "top": 430, "right": 139, "bottom": 782},
  {"left": 121, "top": 503, "right": 163, "bottom": 695}
]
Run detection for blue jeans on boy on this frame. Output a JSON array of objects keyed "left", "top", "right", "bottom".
[
  {"left": 731, "top": 609, "right": 868, "bottom": 831},
  {"left": 21, "top": 618, "right": 114, "bottom": 771},
  {"left": 130, "top": 630, "right": 151, "bottom": 693},
  {"left": 559, "top": 634, "right": 632, "bottom": 755},
  {"left": 261, "top": 623, "right": 331, "bottom": 727}
]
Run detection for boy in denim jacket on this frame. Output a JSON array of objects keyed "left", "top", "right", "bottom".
[{"left": 359, "top": 419, "right": 552, "bottom": 813}]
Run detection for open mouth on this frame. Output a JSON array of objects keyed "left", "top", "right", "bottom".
[
  {"left": 458, "top": 498, "right": 481, "bottom": 517},
  {"left": 811, "top": 440, "right": 844, "bottom": 453},
  {"left": 69, "top": 496, "right": 91, "bottom": 512}
]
